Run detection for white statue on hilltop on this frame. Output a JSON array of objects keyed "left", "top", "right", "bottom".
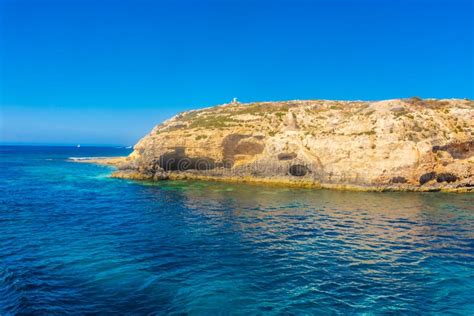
[{"left": 232, "top": 97, "right": 238, "bottom": 104}]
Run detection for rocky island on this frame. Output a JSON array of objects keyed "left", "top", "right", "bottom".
[{"left": 99, "top": 98, "right": 473, "bottom": 192}]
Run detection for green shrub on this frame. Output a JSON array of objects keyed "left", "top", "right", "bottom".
[{"left": 189, "top": 115, "right": 237, "bottom": 129}]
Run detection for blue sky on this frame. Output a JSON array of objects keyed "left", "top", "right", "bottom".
[{"left": 1, "top": 0, "right": 473, "bottom": 145}]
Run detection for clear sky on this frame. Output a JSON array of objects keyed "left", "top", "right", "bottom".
[{"left": 1, "top": 0, "right": 473, "bottom": 146}]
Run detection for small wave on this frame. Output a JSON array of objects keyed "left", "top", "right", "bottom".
[{"left": 68, "top": 157, "right": 108, "bottom": 161}]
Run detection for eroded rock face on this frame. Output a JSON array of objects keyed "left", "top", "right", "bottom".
[{"left": 114, "top": 98, "right": 474, "bottom": 191}]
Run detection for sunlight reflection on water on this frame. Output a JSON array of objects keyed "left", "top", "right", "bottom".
[{"left": 1, "top": 146, "right": 473, "bottom": 314}]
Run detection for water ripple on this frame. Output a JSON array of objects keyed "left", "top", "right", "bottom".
[{"left": 1, "top": 146, "right": 474, "bottom": 314}]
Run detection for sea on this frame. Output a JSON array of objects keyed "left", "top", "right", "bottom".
[{"left": 1, "top": 145, "right": 473, "bottom": 314}]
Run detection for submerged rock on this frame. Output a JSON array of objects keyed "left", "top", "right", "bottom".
[{"left": 111, "top": 98, "right": 474, "bottom": 192}]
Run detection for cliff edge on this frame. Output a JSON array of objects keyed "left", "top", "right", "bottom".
[{"left": 113, "top": 98, "right": 474, "bottom": 191}]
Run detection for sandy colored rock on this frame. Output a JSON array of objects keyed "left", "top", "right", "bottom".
[{"left": 107, "top": 98, "right": 474, "bottom": 191}]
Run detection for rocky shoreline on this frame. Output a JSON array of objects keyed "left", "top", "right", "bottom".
[
  {"left": 75, "top": 98, "right": 474, "bottom": 192},
  {"left": 74, "top": 158, "right": 472, "bottom": 192}
]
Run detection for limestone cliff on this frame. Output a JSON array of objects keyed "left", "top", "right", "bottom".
[{"left": 114, "top": 98, "right": 474, "bottom": 191}]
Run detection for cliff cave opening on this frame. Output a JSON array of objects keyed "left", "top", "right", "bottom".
[
  {"left": 158, "top": 148, "right": 216, "bottom": 171},
  {"left": 289, "top": 164, "right": 309, "bottom": 177}
]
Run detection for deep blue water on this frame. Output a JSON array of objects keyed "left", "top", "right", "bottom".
[{"left": 1, "top": 146, "right": 473, "bottom": 314}]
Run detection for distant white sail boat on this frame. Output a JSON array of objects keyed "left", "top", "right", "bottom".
[{"left": 77, "top": 144, "right": 81, "bottom": 148}]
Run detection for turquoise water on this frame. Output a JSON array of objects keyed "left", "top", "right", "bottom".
[{"left": 1, "top": 146, "right": 473, "bottom": 314}]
